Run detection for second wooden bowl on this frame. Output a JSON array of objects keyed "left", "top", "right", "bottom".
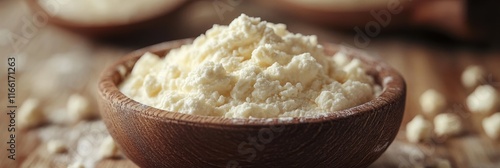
[{"left": 98, "top": 39, "right": 406, "bottom": 167}]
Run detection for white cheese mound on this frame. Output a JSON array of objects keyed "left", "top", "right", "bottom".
[{"left": 120, "top": 14, "right": 376, "bottom": 118}]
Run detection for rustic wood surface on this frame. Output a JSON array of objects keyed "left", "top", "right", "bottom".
[{"left": 1, "top": 0, "right": 499, "bottom": 168}]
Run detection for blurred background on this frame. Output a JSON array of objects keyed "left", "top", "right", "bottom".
[{"left": 1, "top": 0, "right": 499, "bottom": 167}]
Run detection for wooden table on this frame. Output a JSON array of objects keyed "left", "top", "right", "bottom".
[{"left": 1, "top": 0, "right": 499, "bottom": 167}]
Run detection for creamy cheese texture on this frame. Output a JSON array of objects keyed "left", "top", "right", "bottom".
[{"left": 120, "top": 14, "right": 376, "bottom": 118}]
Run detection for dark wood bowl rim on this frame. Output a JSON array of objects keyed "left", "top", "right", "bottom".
[{"left": 98, "top": 38, "right": 406, "bottom": 127}]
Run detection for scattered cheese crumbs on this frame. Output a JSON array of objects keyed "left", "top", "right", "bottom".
[
  {"left": 482, "top": 113, "right": 500, "bottom": 140},
  {"left": 419, "top": 89, "right": 447, "bottom": 115},
  {"left": 412, "top": 165, "right": 424, "bottom": 168},
  {"left": 466, "top": 85, "right": 498, "bottom": 114},
  {"left": 461, "top": 65, "right": 485, "bottom": 89},
  {"left": 406, "top": 115, "right": 433, "bottom": 143},
  {"left": 67, "top": 161, "right": 85, "bottom": 168},
  {"left": 98, "top": 136, "right": 118, "bottom": 159},
  {"left": 287, "top": 0, "right": 393, "bottom": 9},
  {"left": 117, "top": 65, "right": 128, "bottom": 78},
  {"left": 47, "top": 140, "right": 67, "bottom": 154},
  {"left": 67, "top": 94, "right": 92, "bottom": 122},
  {"left": 434, "top": 113, "right": 463, "bottom": 137},
  {"left": 120, "top": 14, "right": 377, "bottom": 118},
  {"left": 18, "top": 98, "right": 45, "bottom": 128}
]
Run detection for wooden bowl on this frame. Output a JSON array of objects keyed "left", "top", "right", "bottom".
[
  {"left": 26, "top": 0, "right": 186, "bottom": 37},
  {"left": 98, "top": 39, "right": 406, "bottom": 167}
]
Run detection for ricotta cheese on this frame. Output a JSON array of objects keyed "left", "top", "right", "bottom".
[
  {"left": 120, "top": 14, "right": 376, "bottom": 118},
  {"left": 482, "top": 113, "right": 500, "bottom": 140},
  {"left": 466, "top": 85, "right": 498, "bottom": 114},
  {"left": 18, "top": 98, "right": 46, "bottom": 128},
  {"left": 461, "top": 65, "right": 485, "bottom": 89},
  {"left": 47, "top": 140, "right": 67, "bottom": 154},
  {"left": 434, "top": 113, "right": 463, "bottom": 137},
  {"left": 419, "top": 89, "right": 447, "bottom": 115},
  {"left": 98, "top": 136, "right": 119, "bottom": 160},
  {"left": 67, "top": 94, "right": 92, "bottom": 122}
]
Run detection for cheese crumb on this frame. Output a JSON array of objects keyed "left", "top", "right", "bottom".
[
  {"left": 38, "top": 0, "right": 180, "bottom": 24},
  {"left": 98, "top": 136, "right": 118, "bottom": 159},
  {"left": 19, "top": 98, "right": 45, "bottom": 128},
  {"left": 482, "top": 113, "right": 500, "bottom": 140},
  {"left": 67, "top": 94, "right": 92, "bottom": 122},
  {"left": 461, "top": 65, "right": 485, "bottom": 89},
  {"left": 419, "top": 89, "right": 447, "bottom": 115},
  {"left": 47, "top": 140, "right": 67, "bottom": 154},
  {"left": 434, "top": 113, "right": 463, "bottom": 137},
  {"left": 406, "top": 115, "right": 432, "bottom": 143},
  {"left": 120, "top": 14, "right": 376, "bottom": 118},
  {"left": 466, "top": 85, "right": 498, "bottom": 114}
]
